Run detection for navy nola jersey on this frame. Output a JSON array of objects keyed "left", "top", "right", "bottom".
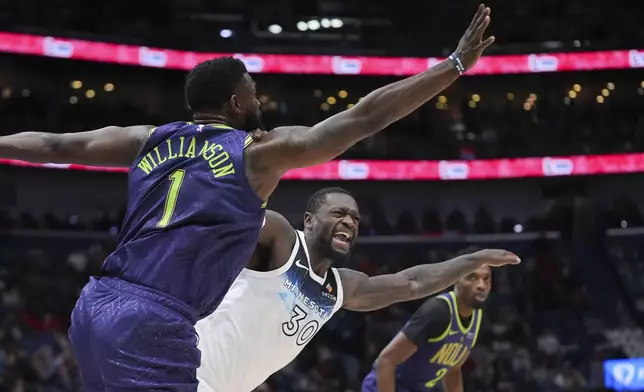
[
  {"left": 101, "top": 121, "right": 266, "bottom": 318},
  {"left": 362, "top": 292, "right": 483, "bottom": 392}
]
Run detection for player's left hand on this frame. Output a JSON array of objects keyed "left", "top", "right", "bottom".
[
  {"left": 468, "top": 249, "right": 521, "bottom": 267},
  {"left": 453, "top": 4, "right": 496, "bottom": 71}
]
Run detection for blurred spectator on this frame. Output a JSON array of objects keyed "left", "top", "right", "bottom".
[
  {"left": 537, "top": 329, "right": 562, "bottom": 357},
  {"left": 553, "top": 362, "right": 587, "bottom": 390}
]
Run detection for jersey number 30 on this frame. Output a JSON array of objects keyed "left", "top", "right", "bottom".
[
  {"left": 282, "top": 305, "right": 320, "bottom": 346},
  {"left": 157, "top": 169, "right": 186, "bottom": 228}
]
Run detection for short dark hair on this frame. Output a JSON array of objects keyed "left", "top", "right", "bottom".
[
  {"left": 185, "top": 57, "right": 248, "bottom": 113},
  {"left": 305, "top": 187, "right": 353, "bottom": 214}
]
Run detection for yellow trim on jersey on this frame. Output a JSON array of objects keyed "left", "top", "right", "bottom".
[
  {"left": 149, "top": 127, "right": 157, "bottom": 136},
  {"left": 244, "top": 135, "right": 254, "bottom": 148},
  {"left": 261, "top": 200, "right": 267, "bottom": 208},
  {"left": 427, "top": 295, "right": 453, "bottom": 343},
  {"left": 471, "top": 309, "right": 483, "bottom": 346},
  {"left": 448, "top": 291, "right": 476, "bottom": 334}
]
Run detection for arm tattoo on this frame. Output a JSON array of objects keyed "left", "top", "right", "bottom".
[
  {"left": 41, "top": 133, "right": 62, "bottom": 153},
  {"left": 401, "top": 255, "right": 482, "bottom": 299}
]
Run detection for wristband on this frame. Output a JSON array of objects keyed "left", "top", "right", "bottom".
[{"left": 448, "top": 54, "right": 466, "bottom": 75}]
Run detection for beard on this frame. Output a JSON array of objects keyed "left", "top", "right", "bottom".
[
  {"left": 313, "top": 237, "right": 352, "bottom": 265},
  {"left": 242, "top": 110, "right": 264, "bottom": 131},
  {"left": 471, "top": 298, "right": 486, "bottom": 309}
]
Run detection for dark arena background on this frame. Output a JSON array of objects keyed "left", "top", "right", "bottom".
[{"left": 1, "top": 0, "right": 644, "bottom": 391}]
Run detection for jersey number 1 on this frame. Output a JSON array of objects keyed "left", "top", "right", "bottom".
[{"left": 157, "top": 169, "right": 186, "bottom": 228}]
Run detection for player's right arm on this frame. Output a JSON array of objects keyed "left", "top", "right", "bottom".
[
  {"left": 247, "top": 210, "right": 297, "bottom": 270},
  {"left": 245, "top": 4, "right": 494, "bottom": 199},
  {"left": 374, "top": 298, "right": 450, "bottom": 392},
  {"left": 0, "top": 125, "right": 154, "bottom": 167}
]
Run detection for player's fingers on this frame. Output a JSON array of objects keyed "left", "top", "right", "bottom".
[
  {"left": 467, "top": 4, "right": 486, "bottom": 32},
  {"left": 475, "top": 36, "right": 495, "bottom": 51},
  {"left": 505, "top": 252, "right": 521, "bottom": 264},
  {"left": 471, "top": 7, "right": 490, "bottom": 36},
  {"left": 473, "top": 15, "right": 491, "bottom": 41}
]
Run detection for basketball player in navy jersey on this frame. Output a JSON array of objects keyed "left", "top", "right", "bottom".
[
  {"left": 362, "top": 263, "right": 493, "bottom": 392},
  {"left": 0, "top": 5, "right": 495, "bottom": 390},
  {"left": 196, "top": 188, "right": 517, "bottom": 392}
]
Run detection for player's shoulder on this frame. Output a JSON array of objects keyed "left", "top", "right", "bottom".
[
  {"left": 401, "top": 294, "right": 453, "bottom": 344},
  {"left": 261, "top": 210, "right": 294, "bottom": 243},
  {"left": 264, "top": 210, "right": 291, "bottom": 229},
  {"left": 257, "top": 210, "right": 297, "bottom": 260},
  {"left": 145, "top": 121, "right": 190, "bottom": 140},
  {"left": 414, "top": 294, "right": 452, "bottom": 320},
  {"left": 334, "top": 268, "right": 367, "bottom": 294},
  {"left": 244, "top": 126, "right": 311, "bottom": 158},
  {"left": 153, "top": 121, "right": 191, "bottom": 132}
]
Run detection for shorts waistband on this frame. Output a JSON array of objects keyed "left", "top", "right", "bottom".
[{"left": 95, "top": 276, "right": 198, "bottom": 323}]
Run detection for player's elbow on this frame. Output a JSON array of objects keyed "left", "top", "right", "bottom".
[
  {"left": 408, "top": 280, "right": 424, "bottom": 301},
  {"left": 348, "top": 103, "right": 390, "bottom": 135},
  {"left": 352, "top": 93, "right": 403, "bottom": 131},
  {"left": 374, "top": 354, "right": 396, "bottom": 372}
]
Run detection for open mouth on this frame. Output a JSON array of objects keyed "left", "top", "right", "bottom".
[{"left": 331, "top": 231, "right": 352, "bottom": 253}]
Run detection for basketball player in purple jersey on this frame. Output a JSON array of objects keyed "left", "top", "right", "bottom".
[
  {"left": 362, "top": 265, "right": 492, "bottom": 392},
  {"left": 0, "top": 5, "right": 495, "bottom": 390}
]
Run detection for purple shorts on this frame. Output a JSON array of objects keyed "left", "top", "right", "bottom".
[
  {"left": 68, "top": 277, "right": 200, "bottom": 391},
  {"left": 362, "top": 370, "right": 443, "bottom": 392},
  {"left": 362, "top": 371, "right": 414, "bottom": 392}
]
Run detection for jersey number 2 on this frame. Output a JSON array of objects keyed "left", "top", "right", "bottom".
[
  {"left": 282, "top": 305, "right": 320, "bottom": 346},
  {"left": 157, "top": 169, "right": 186, "bottom": 228},
  {"left": 425, "top": 368, "right": 448, "bottom": 388}
]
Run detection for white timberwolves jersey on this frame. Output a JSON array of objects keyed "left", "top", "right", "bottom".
[{"left": 195, "top": 230, "right": 344, "bottom": 392}]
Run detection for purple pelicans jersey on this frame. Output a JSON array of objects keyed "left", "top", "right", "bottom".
[
  {"left": 362, "top": 291, "right": 483, "bottom": 392},
  {"left": 103, "top": 121, "right": 266, "bottom": 318},
  {"left": 68, "top": 121, "right": 266, "bottom": 390}
]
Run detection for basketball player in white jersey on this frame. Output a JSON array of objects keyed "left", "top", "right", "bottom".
[{"left": 195, "top": 187, "right": 520, "bottom": 391}]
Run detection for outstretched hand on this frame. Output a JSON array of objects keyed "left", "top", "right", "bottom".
[
  {"left": 454, "top": 4, "right": 496, "bottom": 71},
  {"left": 469, "top": 249, "right": 521, "bottom": 267}
]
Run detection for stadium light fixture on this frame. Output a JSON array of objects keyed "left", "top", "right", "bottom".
[{"left": 268, "top": 24, "right": 282, "bottom": 34}]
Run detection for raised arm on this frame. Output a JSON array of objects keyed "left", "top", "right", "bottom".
[
  {"left": 339, "top": 249, "right": 519, "bottom": 312},
  {"left": 245, "top": 5, "right": 494, "bottom": 196},
  {"left": 0, "top": 125, "right": 154, "bottom": 167}
]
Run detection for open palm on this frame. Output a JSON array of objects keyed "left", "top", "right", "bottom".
[{"left": 454, "top": 4, "right": 496, "bottom": 71}]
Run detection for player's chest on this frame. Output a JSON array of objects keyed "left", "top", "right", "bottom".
[
  {"left": 276, "top": 285, "right": 336, "bottom": 347},
  {"left": 427, "top": 337, "right": 474, "bottom": 368},
  {"left": 279, "top": 279, "right": 336, "bottom": 319}
]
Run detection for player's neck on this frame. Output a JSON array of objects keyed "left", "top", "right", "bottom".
[
  {"left": 192, "top": 112, "right": 239, "bottom": 128},
  {"left": 304, "top": 232, "right": 333, "bottom": 277},
  {"left": 455, "top": 296, "right": 473, "bottom": 319},
  {"left": 309, "top": 258, "right": 332, "bottom": 278}
]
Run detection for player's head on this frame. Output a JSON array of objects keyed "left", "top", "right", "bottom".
[
  {"left": 185, "top": 57, "right": 263, "bottom": 131},
  {"left": 454, "top": 265, "right": 492, "bottom": 310},
  {"left": 303, "top": 188, "right": 360, "bottom": 264}
]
